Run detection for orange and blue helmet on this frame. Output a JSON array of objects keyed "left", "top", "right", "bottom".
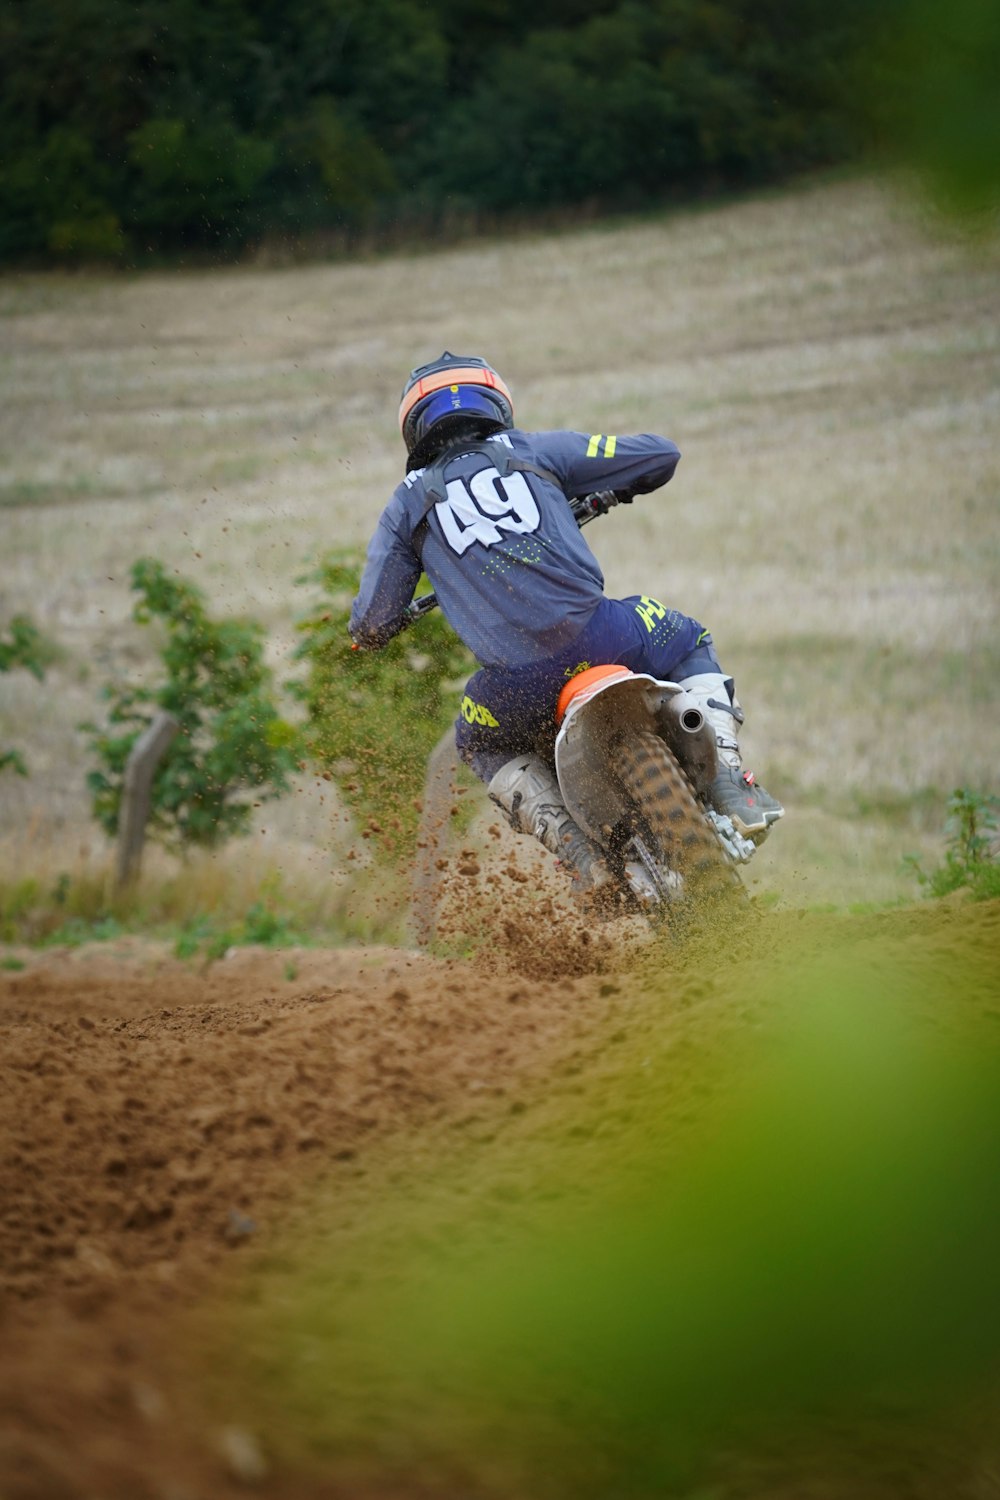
[{"left": 399, "top": 351, "right": 514, "bottom": 470}]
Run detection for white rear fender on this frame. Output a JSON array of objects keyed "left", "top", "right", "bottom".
[{"left": 553, "top": 671, "right": 719, "bottom": 844}]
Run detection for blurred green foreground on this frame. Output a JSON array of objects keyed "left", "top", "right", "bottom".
[{"left": 202, "top": 902, "right": 1000, "bottom": 1498}]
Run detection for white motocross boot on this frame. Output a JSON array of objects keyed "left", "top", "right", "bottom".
[
  {"left": 488, "top": 754, "right": 613, "bottom": 895},
  {"left": 677, "top": 673, "right": 784, "bottom": 841}
]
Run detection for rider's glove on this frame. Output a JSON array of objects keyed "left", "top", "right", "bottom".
[
  {"left": 583, "top": 490, "right": 630, "bottom": 516},
  {"left": 350, "top": 613, "right": 409, "bottom": 651}
]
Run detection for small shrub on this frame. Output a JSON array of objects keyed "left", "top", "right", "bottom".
[
  {"left": 1, "top": 614, "right": 56, "bottom": 775},
  {"left": 171, "top": 897, "right": 306, "bottom": 962},
  {"left": 243, "top": 900, "right": 295, "bottom": 946},
  {"left": 204, "top": 926, "right": 237, "bottom": 963},
  {"left": 44, "top": 915, "right": 125, "bottom": 948},
  {"left": 174, "top": 924, "right": 207, "bottom": 961},
  {"left": 0, "top": 878, "right": 43, "bottom": 940},
  {"left": 905, "top": 788, "right": 1000, "bottom": 901},
  {"left": 83, "top": 559, "right": 301, "bottom": 850}
]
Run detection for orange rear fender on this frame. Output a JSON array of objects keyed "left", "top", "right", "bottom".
[{"left": 555, "top": 664, "right": 636, "bottom": 726}]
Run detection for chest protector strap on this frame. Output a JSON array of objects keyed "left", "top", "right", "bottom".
[{"left": 412, "top": 441, "right": 562, "bottom": 555}]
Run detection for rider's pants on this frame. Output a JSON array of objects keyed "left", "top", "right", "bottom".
[{"left": 455, "top": 595, "right": 722, "bottom": 784}]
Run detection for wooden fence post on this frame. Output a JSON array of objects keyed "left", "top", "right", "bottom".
[
  {"left": 116, "top": 711, "right": 180, "bottom": 887},
  {"left": 410, "top": 726, "right": 460, "bottom": 947}
]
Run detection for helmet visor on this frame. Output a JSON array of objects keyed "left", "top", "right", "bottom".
[{"left": 412, "top": 384, "right": 506, "bottom": 433}]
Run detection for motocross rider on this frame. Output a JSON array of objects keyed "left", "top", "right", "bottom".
[{"left": 350, "top": 352, "right": 783, "bottom": 896}]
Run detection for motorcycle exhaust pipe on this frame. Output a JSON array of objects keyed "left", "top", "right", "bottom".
[{"left": 658, "top": 692, "right": 705, "bottom": 734}]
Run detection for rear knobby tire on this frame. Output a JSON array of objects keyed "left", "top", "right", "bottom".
[{"left": 611, "top": 729, "right": 739, "bottom": 902}]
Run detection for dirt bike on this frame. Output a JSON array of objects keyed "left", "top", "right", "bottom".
[
  {"left": 549, "top": 658, "right": 754, "bottom": 912},
  {"left": 406, "top": 492, "right": 756, "bottom": 920}
]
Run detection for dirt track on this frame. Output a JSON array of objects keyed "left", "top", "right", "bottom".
[
  {"left": 2, "top": 899, "right": 1000, "bottom": 1500},
  {"left": 0, "top": 933, "right": 634, "bottom": 1499}
]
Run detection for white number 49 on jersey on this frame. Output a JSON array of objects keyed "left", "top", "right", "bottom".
[{"left": 434, "top": 467, "right": 540, "bottom": 555}]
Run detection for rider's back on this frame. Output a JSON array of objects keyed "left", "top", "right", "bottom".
[{"left": 351, "top": 427, "right": 679, "bottom": 669}]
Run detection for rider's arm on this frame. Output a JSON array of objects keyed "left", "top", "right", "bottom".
[
  {"left": 530, "top": 431, "right": 681, "bottom": 500},
  {"left": 349, "top": 503, "right": 422, "bottom": 650}
]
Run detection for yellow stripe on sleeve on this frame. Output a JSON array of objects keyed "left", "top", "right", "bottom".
[
  {"left": 586, "top": 434, "right": 601, "bottom": 458},
  {"left": 603, "top": 435, "right": 617, "bottom": 457}
]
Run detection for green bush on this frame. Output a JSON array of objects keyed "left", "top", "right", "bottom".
[
  {"left": 83, "top": 559, "right": 300, "bottom": 849},
  {"left": 172, "top": 900, "right": 306, "bottom": 962},
  {"left": 0, "top": 614, "right": 52, "bottom": 680},
  {"left": 906, "top": 788, "right": 1000, "bottom": 901},
  {"left": 293, "top": 552, "right": 472, "bottom": 862},
  {"left": 0, "top": 878, "right": 43, "bottom": 940},
  {"left": 0, "top": 614, "right": 56, "bottom": 775}
]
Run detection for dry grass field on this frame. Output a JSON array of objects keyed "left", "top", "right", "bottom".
[{"left": 2, "top": 173, "right": 998, "bottom": 910}]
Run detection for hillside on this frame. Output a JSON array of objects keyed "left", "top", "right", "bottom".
[{"left": 2, "top": 175, "right": 997, "bottom": 912}]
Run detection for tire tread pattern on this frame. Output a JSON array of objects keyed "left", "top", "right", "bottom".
[{"left": 611, "top": 730, "right": 737, "bottom": 898}]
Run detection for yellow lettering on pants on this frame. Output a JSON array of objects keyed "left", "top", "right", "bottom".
[
  {"left": 461, "top": 695, "right": 500, "bottom": 728},
  {"left": 635, "top": 595, "right": 668, "bottom": 633}
]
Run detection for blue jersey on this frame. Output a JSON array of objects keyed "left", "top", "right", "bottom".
[{"left": 349, "top": 428, "right": 680, "bottom": 669}]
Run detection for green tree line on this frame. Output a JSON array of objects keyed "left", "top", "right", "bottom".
[
  {"left": 1, "top": 0, "right": 873, "bottom": 263},
  {"left": 5, "top": 0, "right": 997, "bottom": 263}
]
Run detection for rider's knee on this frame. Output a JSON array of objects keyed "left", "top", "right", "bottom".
[{"left": 671, "top": 628, "right": 722, "bottom": 680}]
